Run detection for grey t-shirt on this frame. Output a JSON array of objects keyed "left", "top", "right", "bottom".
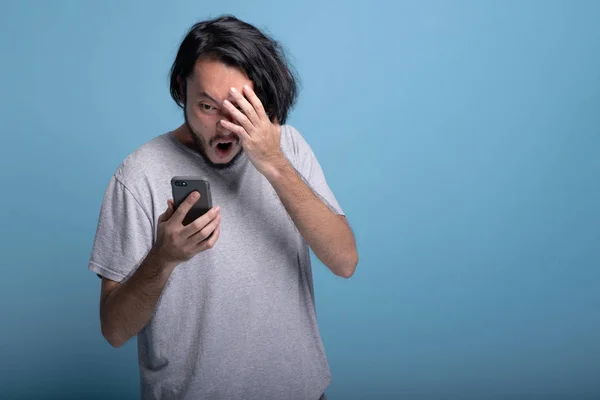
[{"left": 88, "top": 125, "right": 344, "bottom": 400}]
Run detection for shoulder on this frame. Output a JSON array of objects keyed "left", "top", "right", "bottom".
[
  {"left": 280, "top": 124, "right": 314, "bottom": 165},
  {"left": 102, "top": 133, "right": 178, "bottom": 208},
  {"left": 113, "top": 134, "right": 172, "bottom": 187}
]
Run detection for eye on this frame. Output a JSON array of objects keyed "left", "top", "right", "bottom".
[{"left": 199, "top": 103, "right": 216, "bottom": 112}]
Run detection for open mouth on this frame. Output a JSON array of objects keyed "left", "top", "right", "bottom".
[
  {"left": 214, "top": 141, "right": 235, "bottom": 158},
  {"left": 216, "top": 142, "right": 232, "bottom": 151}
]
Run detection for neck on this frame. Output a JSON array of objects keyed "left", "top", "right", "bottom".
[{"left": 172, "top": 123, "right": 196, "bottom": 149}]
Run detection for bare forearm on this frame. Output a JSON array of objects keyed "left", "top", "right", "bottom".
[
  {"left": 101, "top": 249, "right": 177, "bottom": 347},
  {"left": 265, "top": 158, "right": 357, "bottom": 277}
]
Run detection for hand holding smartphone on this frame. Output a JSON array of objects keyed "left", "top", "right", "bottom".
[
  {"left": 171, "top": 176, "right": 213, "bottom": 226},
  {"left": 152, "top": 177, "right": 220, "bottom": 264}
]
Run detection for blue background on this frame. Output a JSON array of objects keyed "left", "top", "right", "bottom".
[{"left": 1, "top": 0, "right": 599, "bottom": 399}]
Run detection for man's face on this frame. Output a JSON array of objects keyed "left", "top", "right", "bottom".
[{"left": 183, "top": 57, "right": 254, "bottom": 168}]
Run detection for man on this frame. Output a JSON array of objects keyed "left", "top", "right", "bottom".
[{"left": 89, "top": 15, "right": 358, "bottom": 400}]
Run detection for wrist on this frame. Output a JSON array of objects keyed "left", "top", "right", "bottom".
[
  {"left": 146, "top": 247, "right": 179, "bottom": 277},
  {"left": 262, "top": 154, "right": 290, "bottom": 182}
]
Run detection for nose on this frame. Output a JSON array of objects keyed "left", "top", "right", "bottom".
[
  {"left": 222, "top": 104, "right": 238, "bottom": 120},
  {"left": 217, "top": 106, "right": 235, "bottom": 123},
  {"left": 217, "top": 106, "right": 238, "bottom": 131},
  {"left": 217, "top": 118, "right": 235, "bottom": 137}
]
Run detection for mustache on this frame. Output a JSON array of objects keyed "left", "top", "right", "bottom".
[{"left": 209, "top": 134, "right": 240, "bottom": 146}]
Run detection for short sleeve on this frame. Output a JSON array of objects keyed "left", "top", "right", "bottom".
[
  {"left": 88, "top": 174, "right": 154, "bottom": 282},
  {"left": 287, "top": 126, "right": 345, "bottom": 216}
]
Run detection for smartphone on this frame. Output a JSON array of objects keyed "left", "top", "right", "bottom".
[{"left": 171, "top": 176, "right": 213, "bottom": 226}]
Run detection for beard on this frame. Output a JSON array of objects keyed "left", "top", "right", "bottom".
[{"left": 183, "top": 106, "right": 244, "bottom": 170}]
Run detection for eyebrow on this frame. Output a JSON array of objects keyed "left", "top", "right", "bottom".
[{"left": 197, "top": 91, "right": 221, "bottom": 104}]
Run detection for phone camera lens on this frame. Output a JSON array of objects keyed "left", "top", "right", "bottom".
[{"left": 174, "top": 181, "right": 186, "bottom": 186}]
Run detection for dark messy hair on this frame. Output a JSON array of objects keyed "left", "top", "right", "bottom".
[{"left": 169, "top": 15, "right": 299, "bottom": 125}]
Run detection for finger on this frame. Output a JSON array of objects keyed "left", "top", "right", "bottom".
[
  {"left": 220, "top": 120, "right": 251, "bottom": 142},
  {"left": 197, "top": 223, "right": 221, "bottom": 252},
  {"left": 173, "top": 191, "right": 200, "bottom": 224},
  {"left": 242, "top": 85, "right": 268, "bottom": 120},
  {"left": 230, "top": 87, "right": 260, "bottom": 126},
  {"left": 158, "top": 202, "right": 173, "bottom": 223},
  {"left": 181, "top": 206, "right": 221, "bottom": 238},
  {"left": 167, "top": 199, "right": 175, "bottom": 213},
  {"left": 223, "top": 99, "right": 253, "bottom": 132},
  {"left": 189, "top": 213, "right": 221, "bottom": 243}
]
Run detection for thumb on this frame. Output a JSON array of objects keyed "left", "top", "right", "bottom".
[{"left": 158, "top": 200, "right": 175, "bottom": 222}]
